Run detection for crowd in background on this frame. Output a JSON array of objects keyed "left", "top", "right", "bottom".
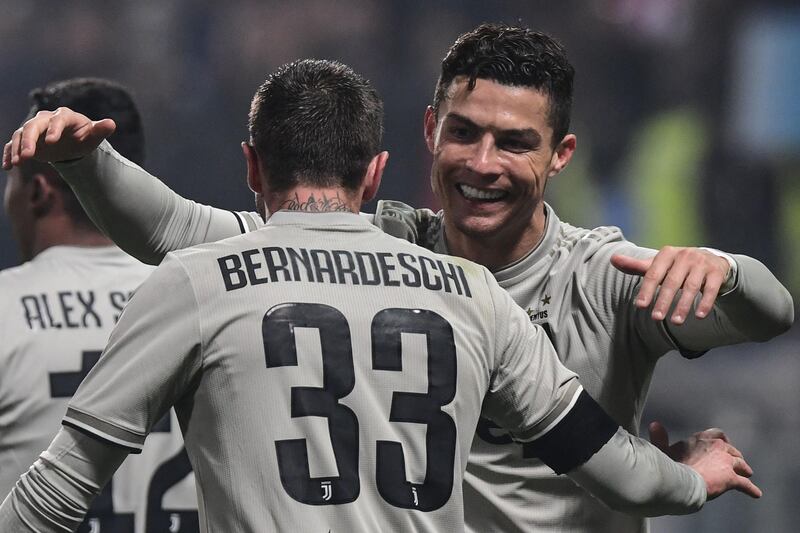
[{"left": 1, "top": 1, "right": 798, "bottom": 531}]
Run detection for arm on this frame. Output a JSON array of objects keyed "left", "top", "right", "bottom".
[
  {"left": 483, "top": 281, "right": 759, "bottom": 515},
  {"left": 55, "top": 141, "right": 260, "bottom": 265},
  {"left": 0, "top": 427, "right": 128, "bottom": 532},
  {"left": 63, "top": 254, "right": 203, "bottom": 449},
  {"left": 611, "top": 245, "right": 793, "bottom": 353},
  {"left": 567, "top": 427, "right": 705, "bottom": 516},
  {"left": 517, "top": 386, "right": 757, "bottom": 516},
  {"left": 569, "top": 422, "right": 757, "bottom": 516},
  {"left": 3, "top": 107, "right": 261, "bottom": 265}
]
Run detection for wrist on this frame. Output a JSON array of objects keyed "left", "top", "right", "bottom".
[{"left": 699, "top": 247, "right": 738, "bottom": 295}]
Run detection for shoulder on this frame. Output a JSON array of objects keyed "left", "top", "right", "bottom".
[
  {"left": 0, "top": 261, "right": 43, "bottom": 296},
  {"left": 552, "top": 219, "right": 654, "bottom": 266},
  {"left": 0, "top": 263, "right": 44, "bottom": 346},
  {"left": 0, "top": 263, "right": 33, "bottom": 308},
  {"left": 556, "top": 219, "right": 626, "bottom": 251},
  {"left": 232, "top": 210, "right": 265, "bottom": 233},
  {"left": 168, "top": 230, "right": 255, "bottom": 264},
  {"left": 96, "top": 247, "right": 156, "bottom": 276},
  {"left": 162, "top": 236, "right": 254, "bottom": 292}
]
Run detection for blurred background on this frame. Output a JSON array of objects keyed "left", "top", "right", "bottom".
[{"left": 1, "top": 0, "right": 798, "bottom": 530}]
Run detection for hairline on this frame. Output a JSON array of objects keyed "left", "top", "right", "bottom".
[{"left": 434, "top": 75, "right": 564, "bottom": 148}]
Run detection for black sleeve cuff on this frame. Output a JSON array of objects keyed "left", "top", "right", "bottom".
[{"left": 522, "top": 390, "right": 618, "bottom": 474}]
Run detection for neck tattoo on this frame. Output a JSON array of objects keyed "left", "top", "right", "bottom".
[{"left": 279, "top": 192, "right": 351, "bottom": 213}]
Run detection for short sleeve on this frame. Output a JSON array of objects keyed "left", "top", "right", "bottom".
[{"left": 63, "top": 254, "right": 203, "bottom": 452}]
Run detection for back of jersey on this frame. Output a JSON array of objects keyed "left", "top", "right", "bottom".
[
  {"left": 0, "top": 246, "right": 198, "bottom": 533},
  {"left": 183, "top": 213, "right": 508, "bottom": 532},
  {"left": 65, "top": 212, "right": 576, "bottom": 532}
]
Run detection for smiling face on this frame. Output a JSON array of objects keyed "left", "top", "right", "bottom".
[{"left": 425, "top": 77, "right": 575, "bottom": 268}]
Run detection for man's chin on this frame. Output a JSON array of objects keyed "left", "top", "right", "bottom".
[{"left": 451, "top": 216, "right": 505, "bottom": 241}]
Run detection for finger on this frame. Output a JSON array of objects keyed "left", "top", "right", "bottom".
[
  {"left": 91, "top": 118, "right": 116, "bottom": 139},
  {"left": 611, "top": 254, "right": 652, "bottom": 276},
  {"left": 10, "top": 128, "right": 23, "bottom": 165},
  {"left": 698, "top": 428, "right": 729, "bottom": 442},
  {"left": 732, "top": 456, "right": 753, "bottom": 477},
  {"left": 648, "top": 421, "right": 669, "bottom": 451},
  {"left": 19, "top": 119, "right": 49, "bottom": 159},
  {"left": 695, "top": 270, "right": 724, "bottom": 319},
  {"left": 44, "top": 113, "right": 67, "bottom": 143},
  {"left": 726, "top": 443, "right": 743, "bottom": 459},
  {"left": 2, "top": 141, "right": 11, "bottom": 170},
  {"left": 635, "top": 252, "right": 676, "bottom": 310},
  {"left": 670, "top": 262, "right": 708, "bottom": 324},
  {"left": 700, "top": 428, "right": 730, "bottom": 442},
  {"left": 733, "top": 475, "right": 762, "bottom": 499},
  {"left": 652, "top": 258, "right": 690, "bottom": 321}
]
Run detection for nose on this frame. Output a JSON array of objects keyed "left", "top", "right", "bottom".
[{"left": 464, "top": 133, "right": 502, "bottom": 177}]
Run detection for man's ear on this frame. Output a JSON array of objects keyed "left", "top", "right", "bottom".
[
  {"left": 362, "top": 151, "right": 389, "bottom": 204},
  {"left": 547, "top": 133, "right": 577, "bottom": 178},
  {"left": 423, "top": 106, "right": 437, "bottom": 154},
  {"left": 242, "top": 142, "right": 263, "bottom": 195},
  {"left": 30, "top": 173, "right": 57, "bottom": 217}
]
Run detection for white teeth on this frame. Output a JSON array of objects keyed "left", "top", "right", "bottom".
[{"left": 458, "top": 184, "right": 507, "bottom": 200}]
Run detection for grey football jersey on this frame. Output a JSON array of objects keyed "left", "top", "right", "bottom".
[
  {"left": 64, "top": 212, "right": 583, "bottom": 533},
  {"left": 55, "top": 147, "right": 792, "bottom": 531},
  {"left": 0, "top": 246, "right": 198, "bottom": 533},
  {"left": 371, "top": 200, "right": 792, "bottom": 533}
]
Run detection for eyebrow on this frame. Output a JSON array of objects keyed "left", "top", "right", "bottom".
[{"left": 446, "top": 113, "right": 542, "bottom": 144}]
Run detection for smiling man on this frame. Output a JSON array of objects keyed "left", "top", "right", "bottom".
[
  {"left": 1, "top": 57, "right": 767, "bottom": 533},
  {"left": 3, "top": 24, "right": 793, "bottom": 533},
  {"left": 424, "top": 72, "right": 573, "bottom": 271}
]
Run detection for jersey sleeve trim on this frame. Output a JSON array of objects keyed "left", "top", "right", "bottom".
[
  {"left": 232, "top": 211, "right": 247, "bottom": 234},
  {"left": 63, "top": 407, "right": 145, "bottom": 454},
  {"left": 233, "top": 211, "right": 261, "bottom": 233},
  {"left": 520, "top": 389, "right": 620, "bottom": 474}
]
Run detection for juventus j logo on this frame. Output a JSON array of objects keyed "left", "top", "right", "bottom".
[
  {"left": 321, "top": 481, "right": 332, "bottom": 501},
  {"left": 411, "top": 487, "right": 419, "bottom": 507},
  {"left": 169, "top": 513, "right": 181, "bottom": 532}
]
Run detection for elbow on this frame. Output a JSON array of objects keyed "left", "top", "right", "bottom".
[
  {"left": 776, "top": 293, "right": 795, "bottom": 336},
  {"left": 751, "top": 292, "right": 794, "bottom": 342}
]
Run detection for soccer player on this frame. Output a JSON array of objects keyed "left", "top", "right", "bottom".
[
  {"left": 6, "top": 25, "right": 793, "bottom": 533},
  {"left": 9, "top": 25, "right": 789, "bottom": 533},
  {"left": 0, "top": 78, "right": 198, "bottom": 532},
  {"left": 0, "top": 59, "right": 761, "bottom": 532}
]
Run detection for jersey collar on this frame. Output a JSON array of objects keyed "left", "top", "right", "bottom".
[
  {"left": 266, "top": 210, "right": 374, "bottom": 228},
  {"left": 486, "top": 203, "right": 561, "bottom": 283}
]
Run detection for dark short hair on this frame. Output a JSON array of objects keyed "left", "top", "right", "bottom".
[
  {"left": 432, "top": 23, "right": 574, "bottom": 146},
  {"left": 248, "top": 59, "right": 383, "bottom": 192},
  {"left": 22, "top": 78, "right": 144, "bottom": 230},
  {"left": 28, "top": 77, "right": 145, "bottom": 165}
]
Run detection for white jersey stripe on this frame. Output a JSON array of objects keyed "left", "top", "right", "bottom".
[{"left": 64, "top": 407, "right": 145, "bottom": 451}]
